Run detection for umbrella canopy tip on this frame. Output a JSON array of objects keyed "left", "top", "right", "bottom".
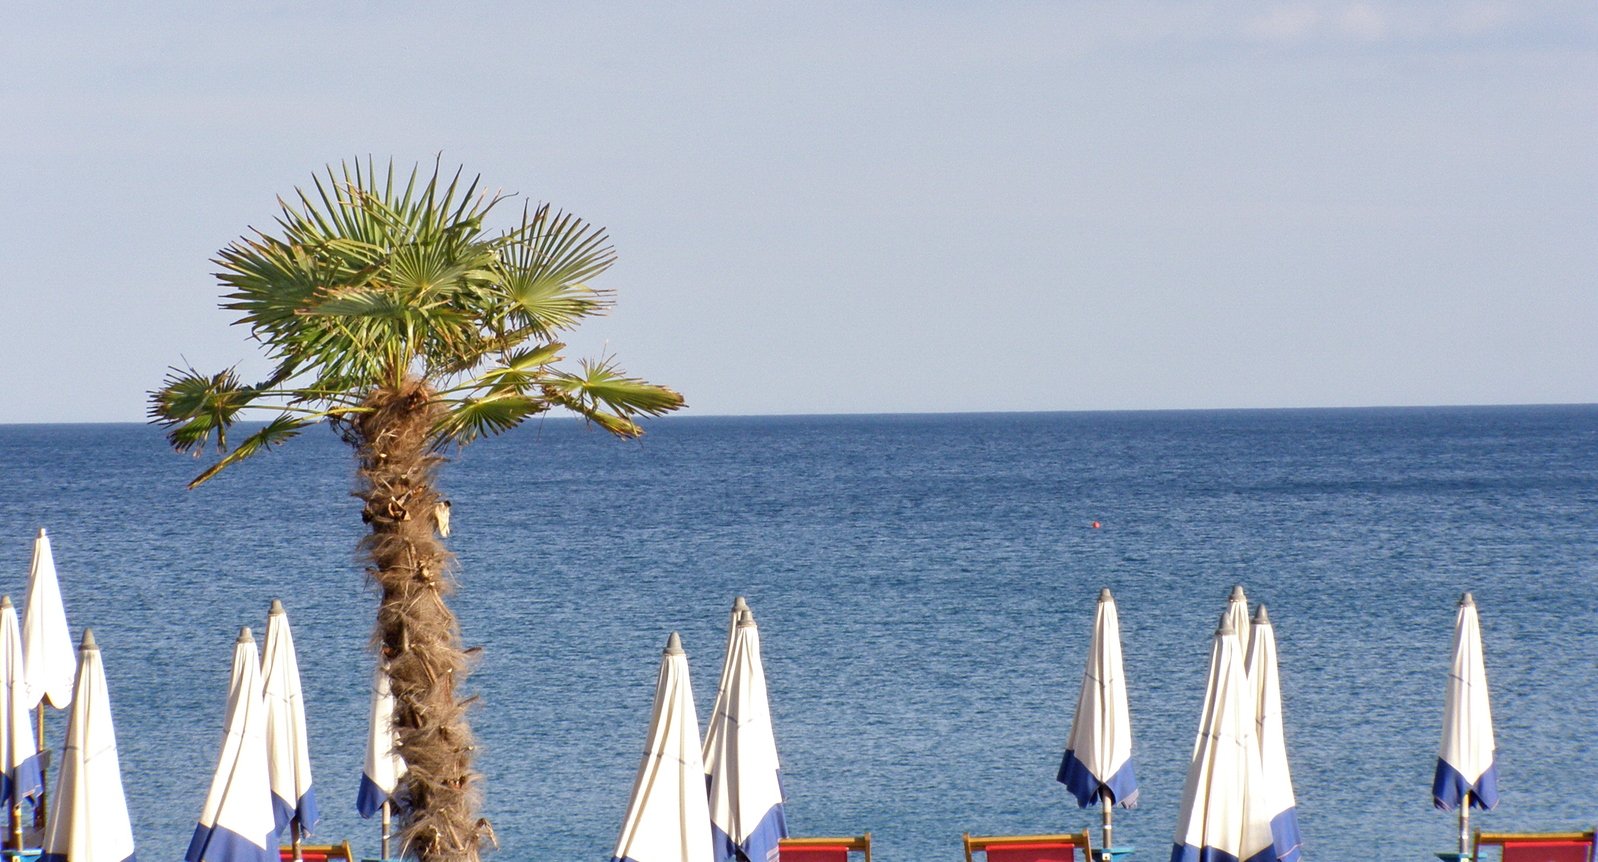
[
  {"left": 270, "top": 598, "right": 286, "bottom": 615},
  {"left": 0, "top": 596, "right": 11, "bottom": 610},
  {"left": 1099, "top": 587, "right": 1113, "bottom": 602},
  {"left": 733, "top": 596, "right": 749, "bottom": 612},
  {"left": 1460, "top": 592, "right": 1475, "bottom": 607},
  {"left": 80, "top": 628, "right": 97, "bottom": 650},
  {"left": 1229, "top": 584, "right": 1246, "bottom": 601},
  {"left": 664, "top": 631, "right": 684, "bottom": 655},
  {"left": 36, "top": 527, "right": 47, "bottom": 538},
  {"left": 1254, "top": 604, "right": 1270, "bottom": 625},
  {"left": 1216, "top": 610, "right": 1235, "bottom": 636},
  {"left": 237, "top": 626, "right": 254, "bottom": 644},
  {"left": 738, "top": 609, "right": 755, "bottom": 627}
]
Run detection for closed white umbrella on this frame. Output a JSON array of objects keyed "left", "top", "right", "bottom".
[
  {"left": 1058, "top": 588, "right": 1138, "bottom": 861},
  {"left": 701, "top": 596, "right": 748, "bottom": 769},
  {"left": 1245, "top": 606, "right": 1302, "bottom": 862},
  {"left": 1171, "top": 613, "right": 1273, "bottom": 862},
  {"left": 357, "top": 663, "right": 406, "bottom": 861},
  {"left": 611, "top": 632, "right": 713, "bottom": 862},
  {"left": 261, "top": 601, "right": 318, "bottom": 853},
  {"left": 23, "top": 528, "right": 75, "bottom": 839},
  {"left": 23, "top": 529, "right": 75, "bottom": 711},
  {"left": 0, "top": 597, "right": 43, "bottom": 852},
  {"left": 704, "top": 609, "right": 786, "bottom": 862},
  {"left": 185, "top": 628, "right": 275, "bottom": 862},
  {"left": 40, "top": 629, "right": 136, "bottom": 862},
  {"left": 1433, "top": 592, "right": 1498, "bottom": 857},
  {"left": 1190, "top": 585, "right": 1253, "bottom": 754}
]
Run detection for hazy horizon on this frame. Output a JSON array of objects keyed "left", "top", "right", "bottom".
[{"left": 4, "top": 399, "right": 1594, "bottom": 429}]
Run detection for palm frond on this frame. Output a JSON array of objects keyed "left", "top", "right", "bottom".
[
  {"left": 495, "top": 204, "right": 615, "bottom": 337},
  {"left": 543, "top": 358, "right": 685, "bottom": 438},
  {"left": 187, "top": 413, "right": 312, "bottom": 489},
  {"left": 433, "top": 393, "right": 548, "bottom": 445},
  {"left": 460, "top": 342, "right": 565, "bottom": 395},
  {"left": 148, "top": 366, "right": 259, "bottom": 453}
]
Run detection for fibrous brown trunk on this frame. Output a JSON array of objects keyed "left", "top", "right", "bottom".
[{"left": 352, "top": 380, "right": 486, "bottom": 862}]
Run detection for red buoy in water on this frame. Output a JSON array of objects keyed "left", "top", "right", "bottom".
[{"left": 1091, "top": 521, "right": 1101, "bottom": 529}]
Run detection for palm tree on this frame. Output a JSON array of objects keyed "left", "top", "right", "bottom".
[{"left": 150, "top": 159, "right": 684, "bottom": 862}]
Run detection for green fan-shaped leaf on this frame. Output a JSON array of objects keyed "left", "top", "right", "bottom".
[
  {"left": 149, "top": 366, "right": 258, "bottom": 453},
  {"left": 434, "top": 393, "right": 548, "bottom": 444},
  {"left": 467, "top": 342, "right": 565, "bottom": 394},
  {"left": 187, "top": 413, "right": 312, "bottom": 488},
  {"left": 496, "top": 204, "right": 615, "bottom": 336},
  {"left": 542, "top": 358, "right": 685, "bottom": 437}
]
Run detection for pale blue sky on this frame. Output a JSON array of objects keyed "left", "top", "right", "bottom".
[{"left": 2, "top": 1, "right": 1594, "bottom": 422}]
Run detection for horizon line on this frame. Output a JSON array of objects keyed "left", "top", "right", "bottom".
[{"left": 3, "top": 399, "right": 1594, "bottom": 428}]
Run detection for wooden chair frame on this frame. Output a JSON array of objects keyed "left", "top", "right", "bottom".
[
  {"left": 1474, "top": 830, "right": 1597, "bottom": 862},
  {"left": 963, "top": 830, "right": 1095, "bottom": 862},
  {"left": 779, "top": 833, "right": 873, "bottom": 862},
  {"left": 278, "top": 842, "right": 356, "bottom": 862}
]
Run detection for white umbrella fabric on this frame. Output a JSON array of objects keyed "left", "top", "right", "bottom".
[
  {"left": 22, "top": 529, "right": 74, "bottom": 840},
  {"left": 704, "top": 609, "right": 786, "bottom": 862},
  {"left": 358, "top": 664, "right": 405, "bottom": 816},
  {"left": 1433, "top": 593, "right": 1498, "bottom": 855},
  {"left": 1245, "top": 606, "right": 1301, "bottom": 862},
  {"left": 1170, "top": 613, "right": 1273, "bottom": 862},
  {"left": 611, "top": 632, "right": 713, "bottom": 862},
  {"left": 261, "top": 601, "right": 318, "bottom": 842},
  {"left": 1057, "top": 588, "right": 1138, "bottom": 858},
  {"left": 1192, "top": 585, "right": 1253, "bottom": 745},
  {"left": 23, "top": 529, "right": 75, "bottom": 712},
  {"left": 40, "top": 629, "right": 135, "bottom": 862},
  {"left": 357, "top": 663, "right": 406, "bottom": 861},
  {"left": 700, "top": 597, "right": 748, "bottom": 769},
  {"left": 0, "top": 597, "right": 43, "bottom": 817},
  {"left": 185, "top": 628, "right": 275, "bottom": 862}
]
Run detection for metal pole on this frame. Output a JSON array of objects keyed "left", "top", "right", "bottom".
[
  {"left": 10, "top": 801, "right": 21, "bottom": 854},
  {"left": 1100, "top": 788, "right": 1113, "bottom": 862},
  {"left": 291, "top": 817, "right": 304, "bottom": 862},
  {"left": 381, "top": 800, "right": 392, "bottom": 861},
  {"left": 1459, "top": 791, "right": 1471, "bottom": 858},
  {"left": 34, "top": 703, "right": 47, "bottom": 832}
]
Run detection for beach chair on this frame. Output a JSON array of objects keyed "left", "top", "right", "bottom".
[
  {"left": 1474, "top": 830, "right": 1597, "bottom": 862},
  {"left": 779, "top": 833, "right": 872, "bottom": 862},
  {"left": 279, "top": 842, "right": 356, "bottom": 862},
  {"left": 963, "top": 831, "right": 1095, "bottom": 862}
]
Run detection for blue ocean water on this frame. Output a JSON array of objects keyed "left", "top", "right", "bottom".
[{"left": 0, "top": 406, "right": 1594, "bottom": 862}]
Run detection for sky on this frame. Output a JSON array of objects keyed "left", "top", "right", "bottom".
[{"left": 2, "top": 1, "right": 1594, "bottom": 422}]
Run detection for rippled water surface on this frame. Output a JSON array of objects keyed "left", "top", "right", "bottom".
[{"left": 1, "top": 406, "right": 1594, "bottom": 861}]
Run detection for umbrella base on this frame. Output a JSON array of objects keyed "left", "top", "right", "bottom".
[
  {"left": 1098, "top": 846, "right": 1135, "bottom": 862},
  {"left": 1435, "top": 853, "right": 1472, "bottom": 862}
]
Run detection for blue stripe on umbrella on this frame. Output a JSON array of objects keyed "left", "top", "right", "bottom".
[{"left": 1432, "top": 757, "right": 1499, "bottom": 811}]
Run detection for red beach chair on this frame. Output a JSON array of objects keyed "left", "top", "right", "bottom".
[
  {"left": 779, "top": 833, "right": 872, "bottom": 862},
  {"left": 963, "top": 831, "right": 1095, "bottom": 862},
  {"left": 278, "top": 842, "right": 356, "bottom": 862},
  {"left": 1474, "top": 830, "right": 1597, "bottom": 862}
]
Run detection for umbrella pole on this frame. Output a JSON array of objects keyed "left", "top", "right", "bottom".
[
  {"left": 9, "top": 801, "right": 20, "bottom": 853},
  {"left": 1100, "top": 788, "right": 1113, "bottom": 862},
  {"left": 292, "top": 817, "right": 304, "bottom": 862},
  {"left": 34, "top": 703, "right": 48, "bottom": 832},
  {"left": 1459, "top": 791, "right": 1471, "bottom": 858},
  {"left": 381, "top": 800, "right": 392, "bottom": 861}
]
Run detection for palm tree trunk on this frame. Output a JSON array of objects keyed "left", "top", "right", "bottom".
[{"left": 354, "top": 380, "right": 485, "bottom": 862}]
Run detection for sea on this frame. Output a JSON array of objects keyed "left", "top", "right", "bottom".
[{"left": 1, "top": 405, "right": 1595, "bottom": 862}]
